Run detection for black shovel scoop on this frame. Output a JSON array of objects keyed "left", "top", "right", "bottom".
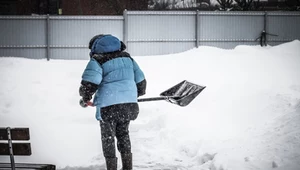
[{"left": 138, "top": 80, "right": 206, "bottom": 107}]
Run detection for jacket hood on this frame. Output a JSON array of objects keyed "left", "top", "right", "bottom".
[{"left": 91, "top": 34, "right": 121, "bottom": 54}]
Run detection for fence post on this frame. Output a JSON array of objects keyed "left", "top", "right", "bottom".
[
  {"left": 46, "top": 14, "right": 50, "bottom": 61},
  {"left": 7, "top": 127, "right": 15, "bottom": 170},
  {"left": 264, "top": 11, "right": 267, "bottom": 46},
  {"left": 196, "top": 10, "right": 199, "bottom": 48},
  {"left": 123, "top": 9, "right": 128, "bottom": 52}
]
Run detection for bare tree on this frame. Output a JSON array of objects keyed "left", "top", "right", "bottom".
[
  {"left": 196, "top": 0, "right": 211, "bottom": 8},
  {"left": 77, "top": 0, "right": 83, "bottom": 15},
  {"left": 234, "top": 0, "right": 261, "bottom": 10},
  {"left": 105, "top": 0, "right": 123, "bottom": 15},
  {"left": 284, "top": 0, "right": 300, "bottom": 10},
  {"left": 216, "top": 0, "right": 234, "bottom": 10},
  {"left": 150, "top": 0, "right": 172, "bottom": 10},
  {"left": 235, "top": 0, "right": 253, "bottom": 10}
]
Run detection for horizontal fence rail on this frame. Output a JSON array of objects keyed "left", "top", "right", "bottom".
[{"left": 0, "top": 11, "right": 299, "bottom": 60}]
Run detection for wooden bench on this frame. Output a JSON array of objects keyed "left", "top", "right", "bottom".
[{"left": 0, "top": 127, "right": 56, "bottom": 170}]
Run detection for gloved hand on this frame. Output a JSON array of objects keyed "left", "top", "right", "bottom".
[
  {"left": 79, "top": 98, "right": 88, "bottom": 108},
  {"left": 137, "top": 79, "right": 147, "bottom": 97},
  {"left": 79, "top": 81, "right": 98, "bottom": 103},
  {"left": 79, "top": 85, "right": 93, "bottom": 102},
  {"left": 79, "top": 98, "right": 94, "bottom": 108}
]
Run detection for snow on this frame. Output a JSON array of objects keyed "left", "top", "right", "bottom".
[{"left": 0, "top": 40, "right": 300, "bottom": 170}]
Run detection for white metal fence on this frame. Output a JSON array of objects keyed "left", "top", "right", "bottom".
[{"left": 0, "top": 11, "right": 299, "bottom": 60}]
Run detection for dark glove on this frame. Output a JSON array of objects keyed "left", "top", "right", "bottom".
[
  {"left": 137, "top": 79, "right": 147, "bottom": 97},
  {"left": 79, "top": 98, "right": 94, "bottom": 108},
  {"left": 79, "top": 80, "right": 98, "bottom": 102},
  {"left": 79, "top": 85, "right": 93, "bottom": 102},
  {"left": 79, "top": 98, "right": 88, "bottom": 108}
]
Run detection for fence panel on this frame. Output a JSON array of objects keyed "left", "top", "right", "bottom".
[
  {"left": 0, "top": 16, "right": 47, "bottom": 59},
  {"left": 49, "top": 16, "right": 123, "bottom": 60},
  {"left": 127, "top": 11, "right": 196, "bottom": 56},
  {"left": 267, "top": 12, "right": 300, "bottom": 46},
  {"left": 198, "top": 12, "right": 265, "bottom": 49},
  {"left": 0, "top": 11, "right": 299, "bottom": 59}
]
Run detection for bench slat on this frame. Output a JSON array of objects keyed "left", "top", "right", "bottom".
[
  {"left": 0, "top": 128, "right": 30, "bottom": 140},
  {"left": 0, "top": 163, "right": 56, "bottom": 170},
  {"left": 0, "top": 143, "right": 32, "bottom": 155}
]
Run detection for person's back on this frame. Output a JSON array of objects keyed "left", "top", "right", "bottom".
[
  {"left": 79, "top": 34, "right": 146, "bottom": 170},
  {"left": 93, "top": 51, "right": 143, "bottom": 109}
]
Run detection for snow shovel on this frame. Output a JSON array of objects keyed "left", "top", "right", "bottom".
[
  {"left": 80, "top": 80, "right": 205, "bottom": 107},
  {"left": 138, "top": 80, "right": 206, "bottom": 107}
]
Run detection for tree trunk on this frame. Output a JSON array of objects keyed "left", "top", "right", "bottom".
[{"left": 77, "top": 0, "right": 83, "bottom": 15}]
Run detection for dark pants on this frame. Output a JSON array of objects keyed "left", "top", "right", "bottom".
[{"left": 99, "top": 103, "right": 139, "bottom": 158}]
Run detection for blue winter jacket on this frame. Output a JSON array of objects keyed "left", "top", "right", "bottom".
[{"left": 81, "top": 38, "right": 145, "bottom": 120}]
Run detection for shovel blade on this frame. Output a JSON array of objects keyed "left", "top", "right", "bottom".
[{"left": 160, "top": 80, "right": 206, "bottom": 106}]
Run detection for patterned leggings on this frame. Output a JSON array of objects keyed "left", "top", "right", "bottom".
[{"left": 100, "top": 120, "right": 131, "bottom": 158}]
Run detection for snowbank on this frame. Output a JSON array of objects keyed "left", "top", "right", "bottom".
[{"left": 0, "top": 40, "right": 300, "bottom": 170}]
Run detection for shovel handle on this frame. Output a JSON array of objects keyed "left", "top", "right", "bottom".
[
  {"left": 137, "top": 96, "right": 181, "bottom": 102},
  {"left": 137, "top": 97, "right": 167, "bottom": 102},
  {"left": 81, "top": 96, "right": 179, "bottom": 107}
]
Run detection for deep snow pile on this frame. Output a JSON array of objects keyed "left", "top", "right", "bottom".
[{"left": 0, "top": 40, "right": 300, "bottom": 170}]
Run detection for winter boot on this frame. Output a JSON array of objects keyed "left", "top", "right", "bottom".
[
  {"left": 105, "top": 157, "right": 117, "bottom": 170},
  {"left": 121, "top": 153, "right": 132, "bottom": 170}
]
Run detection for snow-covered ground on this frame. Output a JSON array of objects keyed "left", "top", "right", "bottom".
[{"left": 0, "top": 40, "right": 300, "bottom": 170}]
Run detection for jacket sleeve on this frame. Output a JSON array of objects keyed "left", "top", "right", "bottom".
[
  {"left": 82, "top": 58, "right": 103, "bottom": 85},
  {"left": 132, "top": 59, "right": 146, "bottom": 97},
  {"left": 79, "top": 58, "right": 103, "bottom": 102}
]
